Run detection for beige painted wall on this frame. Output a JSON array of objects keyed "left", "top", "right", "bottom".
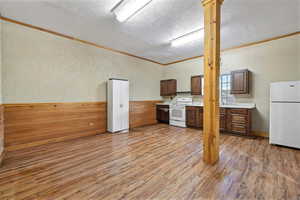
[
  {"left": 0, "top": 19, "right": 3, "bottom": 159},
  {"left": 0, "top": 19, "right": 2, "bottom": 104},
  {"left": 1, "top": 19, "right": 300, "bottom": 135},
  {"left": 2, "top": 21, "right": 163, "bottom": 103},
  {"left": 163, "top": 34, "right": 300, "bottom": 133}
]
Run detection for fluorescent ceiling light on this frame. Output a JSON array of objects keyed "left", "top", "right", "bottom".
[
  {"left": 112, "top": 0, "right": 152, "bottom": 22},
  {"left": 171, "top": 28, "right": 204, "bottom": 47}
]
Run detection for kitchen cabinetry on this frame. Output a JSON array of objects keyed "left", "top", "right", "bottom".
[
  {"left": 186, "top": 106, "right": 253, "bottom": 136},
  {"left": 191, "top": 76, "right": 203, "bottom": 95},
  {"left": 160, "top": 79, "right": 177, "bottom": 96},
  {"left": 186, "top": 106, "right": 203, "bottom": 128},
  {"left": 220, "top": 108, "right": 227, "bottom": 131},
  {"left": 231, "top": 69, "right": 250, "bottom": 94},
  {"left": 226, "top": 108, "right": 251, "bottom": 136},
  {"left": 156, "top": 105, "right": 170, "bottom": 123}
]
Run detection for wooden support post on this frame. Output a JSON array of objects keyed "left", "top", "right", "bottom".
[{"left": 202, "top": 0, "right": 223, "bottom": 164}]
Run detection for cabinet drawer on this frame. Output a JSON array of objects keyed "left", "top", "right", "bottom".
[
  {"left": 220, "top": 108, "right": 226, "bottom": 114},
  {"left": 157, "top": 105, "right": 169, "bottom": 109},
  {"left": 231, "top": 114, "right": 247, "bottom": 124},
  {"left": 231, "top": 123, "right": 247, "bottom": 134},
  {"left": 220, "top": 114, "right": 226, "bottom": 131},
  {"left": 186, "top": 106, "right": 195, "bottom": 111},
  {"left": 230, "top": 108, "right": 248, "bottom": 115},
  {"left": 186, "top": 106, "right": 203, "bottom": 111}
]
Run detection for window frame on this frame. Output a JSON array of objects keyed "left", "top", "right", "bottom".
[{"left": 220, "top": 74, "right": 234, "bottom": 105}]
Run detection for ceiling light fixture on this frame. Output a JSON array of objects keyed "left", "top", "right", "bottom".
[
  {"left": 111, "top": 0, "right": 152, "bottom": 22},
  {"left": 171, "top": 28, "right": 204, "bottom": 47}
]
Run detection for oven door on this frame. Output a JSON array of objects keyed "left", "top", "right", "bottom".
[{"left": 170, "top": 106, "right": 186, "bottom": 121}]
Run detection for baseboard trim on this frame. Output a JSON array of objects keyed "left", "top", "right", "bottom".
[
  {"left": 0, "top": 104, "right": 3, "bottom": 166},
  {"left": 0, "top": 151, "right": 4, "bottom": 166},
  {"left": 252, "top": 131, "right": 269, "bottom": 138}
]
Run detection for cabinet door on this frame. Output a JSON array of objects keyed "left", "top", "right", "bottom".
[
  {"left": 160, "top": 80, "right": 168, "bottom": 96},
  {"left": 220, "top": 114, "right": 226, "bottom": 131},
  {"left": 191, "top": 76, "right": 202, "bottom": 95},
  {"left": 162, "top": 109, "right": 169, "bottom": 122},
  {"left": 156, "top": 105, "right": 169, "bottom": 123},
  {"left": 186, "top": 107, "right": 196, "bottom": 127},
  {"left": 231, "top": 70, "right": 250, "bottom": 94},
  {"left": 227, "top": 109, "right": 251, "bottom": 135},
  {"left": 112, "top": 80, "right": 122, "bottom": 132},
  {"left": 220, "top": 108, "right": 226, "bottom": 131},
  {"left": 195, "top": 107, "right": 203, "bottom": 128},
  {"left": 167, "top": 80, "right": 177, "bottom": 96},
  {"left": 120, "top": 81, "right": 129, "bottom": 130},
  {"left": 156, "top": 108, "right": 161, "bottom": 121}
]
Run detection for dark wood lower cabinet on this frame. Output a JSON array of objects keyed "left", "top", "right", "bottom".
[
  {"left": 186, "top": 106, "right": 203, "bottom": 128},
  {"left": 156, "top": 105, "right": 170, "bottom": 124},
  {"left": 226, "top": 108, "right": 252, "bottom": 136},
  {"left": 186, "top": 106, "right": 253, "bottom": 136},
  {"left": 220, "top": 108, "right": 227, "bottom": 131}
]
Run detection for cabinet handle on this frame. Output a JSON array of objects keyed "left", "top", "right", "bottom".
[{"left": 233, "top": 124, "right": 245, "bottom": 128}]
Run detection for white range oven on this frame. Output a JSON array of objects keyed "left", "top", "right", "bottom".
[{"left": 170, "top": 97, "right": 192, "bottom": 127}]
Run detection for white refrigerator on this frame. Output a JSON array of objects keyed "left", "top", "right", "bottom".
[
  {"left": 270, "top": 81, "right": 300, "bottom": 148},
  {"left": 107, "top": 78, "right": 129, "bottom": 133}
]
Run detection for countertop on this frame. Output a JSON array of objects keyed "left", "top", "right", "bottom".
[
  {"left": 156, "top": 102, "right": 172, "bottom": 106},
  {"left": 156, "top": 102, "right": 256, "bottom": 109}
]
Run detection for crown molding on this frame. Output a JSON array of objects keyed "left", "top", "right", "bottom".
[
  {"left": 0, "top": 16, "right": 298, "bottom": 67},
  {"left": 0, "top": 16, "right": 164, "bottom": 66},
  {"left": 202, "top": 0, "right": 224, "bottom": 6},
  {"left": 163, "top": 31, "right": 300, "bottom": 66}
]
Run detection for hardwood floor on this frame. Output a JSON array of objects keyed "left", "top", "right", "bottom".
[{"left": 0, "top": 124, "right": 299, "bottom": 200}]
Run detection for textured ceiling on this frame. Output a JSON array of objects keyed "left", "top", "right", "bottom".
[{"left": 0, "top": 0, "right": 299, "bottom": 64}]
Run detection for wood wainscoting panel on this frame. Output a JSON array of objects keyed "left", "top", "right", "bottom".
[
  {"left": 4, "top": 102, "right": 107, "bottom": 151},
  {"left": 4, "top": 101, "right": 161, "bottom": 151},
  {"left": 129, "top": 101, "right": 161, "bottom": 128},
  {"left": 0, "top": 105, "right": 4, "bottom": 166}
]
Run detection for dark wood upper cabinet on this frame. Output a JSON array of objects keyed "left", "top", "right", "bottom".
[
  {"left": 160, "top": 79, "right": 177, "bottom": 96},
  {"left": 160, "top": 80, "right": 168, "bottom": 96},
  {"left": 191, "top": 75, "right": 203, "bottom": 95},
  {"left": 230, "top": 69, "right": 250, "bottom": 94},
  {"left": 167, "top": 79, "right": 177, "bottom": 96}
]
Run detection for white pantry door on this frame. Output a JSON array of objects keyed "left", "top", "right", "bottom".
[
  {"left": 120, "top": 81, "right": 129, "bottom": 130},
  {"left": 112, "top": 80, "right": 121, "bottom": 132}
]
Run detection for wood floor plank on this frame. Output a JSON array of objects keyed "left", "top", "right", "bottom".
[{"left": 0, "top": 124, "right": 299, "bottom": 200}]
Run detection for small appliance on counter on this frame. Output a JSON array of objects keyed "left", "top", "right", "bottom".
[
  {"left": 169, "top": 97, "right": 193, "bottom": 127},
  {"left": 270, "top": 81, "right": 300, "bottom": 149}
]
